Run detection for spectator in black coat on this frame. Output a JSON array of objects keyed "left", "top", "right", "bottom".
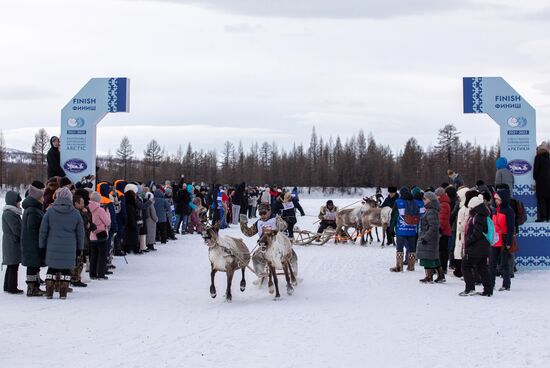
[
  {"left": 460, "top": 195, "right": 492, "bottom": 297},
  {"left": 533, "top": 142, "right": 550, "bottom": 222},
  {"left": 46, "top": 136, "right": 66, "bottom": 179},
  {"left": 381, "top": 186, "right": 399, "bottom": 245}
]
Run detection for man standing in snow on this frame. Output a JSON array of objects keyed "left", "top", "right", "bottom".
[{"left": 381, "top": 186, "right": 399, "bottom": 245}]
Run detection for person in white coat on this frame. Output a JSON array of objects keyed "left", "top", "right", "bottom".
[{"left": 453, "top": 188, "right": 479, "bottom": 278}]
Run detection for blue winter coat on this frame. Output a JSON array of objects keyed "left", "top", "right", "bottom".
[
  {"left": 21, "top": 196, "right": 44, "bottom": 267},
  {"left": 153, "top": 190, "right": 170, "bottom": 223},
  {"left": 39, "top": 197, "right": 84, "bottom": 269}
]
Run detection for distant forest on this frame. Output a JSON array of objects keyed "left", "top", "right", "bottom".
[{"left": 0, "top": 124, "right": 501, "bottom": 189}]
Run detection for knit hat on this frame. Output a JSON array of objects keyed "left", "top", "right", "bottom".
[
  {"left": 90, "top": 191, "right": 102, "bottom": 203},
  {"left": 467, "top": 194, "right": 484, "bottom": 209},
  {"left": 434, "top": 187, "right": 446, "bottom": 197},
  {"left": 496, "top": 157, "right": 508, "bottom": 170},
  {"left": 55, "top": 187, "right": 73, "bottom": 201},
  {"left": 424, "top": 191, "right": 437, "bottom": 203},
  {"left": 60, "top": 177, "right": 72, "bottom": 188},
  {"left": 31, "top": 180, "right": 45, "bottom": 189},
  {"left": 28, "top": 185, "right": 44, "bottom": 201},
  {"left": 411, "top": 187, "right": 422, "bottom": 197}
]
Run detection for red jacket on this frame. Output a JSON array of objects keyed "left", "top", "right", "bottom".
[{"left": 438, "top": 194, "right": 452, "bottom": 236}]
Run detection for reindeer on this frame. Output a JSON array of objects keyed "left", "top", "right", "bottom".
[
  {"left": 361, "top": 203, "right": 393, "bottom": 246},
  {"left": 202, "top": 225, "right": 251, "bottom": 303},
  {"left": 257, "top": 229, "right": 297, "bottom": 299},
  {"left": 334, "top": 199, "right": 375, "bottom": 243}
]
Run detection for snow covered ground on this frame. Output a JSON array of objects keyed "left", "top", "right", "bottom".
[{"left": 1, "top": 197, "right": 550, "bottom": 368}]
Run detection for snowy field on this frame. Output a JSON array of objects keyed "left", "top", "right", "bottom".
[{"left": 2, "top": 196, "right": 550, "bottom": 368}]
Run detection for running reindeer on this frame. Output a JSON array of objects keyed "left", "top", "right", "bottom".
[
  {"left": 202, "top": 224, "right": 251, "bottom": 303},
  {"left": 257, "top": 228, "right": 297, "bottom": 298}
]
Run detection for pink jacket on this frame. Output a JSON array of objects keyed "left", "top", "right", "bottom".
[{"left": 89, "top": 201, "right": 111, "bottom": 241}]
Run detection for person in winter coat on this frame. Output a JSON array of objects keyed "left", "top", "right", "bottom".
[
  {"left": 447, "top": 170, "right": 464, "bottom": 188},
  {"left": 71, "top": 194, "right": 91, "bottom": 287},
  {"left": 174, "top": 180, "right": 191, "bottom": 234},
  {"left": 317, "top": 200, "right": 338, "bottom": 233},
  {"left": 490, "top": 189, "right": 515, "bottom": 291},
  {"left": 39, "top": 187, "right": 84, "bottom": 299},
  {"left": 533, "top": 142, "right": 550, "bottom": 222},
  {"left": 43, "top": 177, "right": 60, "bottom": 210},
  {"left": 435, "top": 187, "right": 452, "bottom": 273},
  {"left": 232, "top": 183, "right": 245, "bottom": 224},
  {"left": 277, "top": 192, "right": 297, "bottom": 239},
  {"left": 460, "top": 194, "right": 492, "bottom": 297},
  {"left": 154, "top": 189, "right": 171, "bottom": 244},
  {"left": 247, "top": 187, "right": 259, "bottom": 218},
  {"left": 113, "top": 180, "right": 127, "bottom": 256},
  {"left": 89, "top": 191, "right": 111, "bottom": 279},
  {"left": 144, "top": 192, "right": 158, "bottom": 251},
  {"left": 21, "top": 184, "right": 46, "bottom": 296},
  {"left": 291, "top": 187, "right": 305, "bottom": 216},
  {"left": 381, "top": 186, "right": 399, "bottom": 245},
  {"left": 46, "top": 136, "right": 66, "bottom": 179},
  {"left": 2, "top": 191, "right": 23, "bottom": 294},
  {"left": 495, "top": 157, "right": 514, "bottom": 193},
  {"left": 390, "top": 187, "right": 425, "bottom": 272},
  {"left": 122, "top": 188, "right": 140, "bottom": 254},
  {"left": 453, "top": 188, "right": 476, "bottom": 278},
  {"left": 416, "top": 192, "right": 442, "bottom": 283}
]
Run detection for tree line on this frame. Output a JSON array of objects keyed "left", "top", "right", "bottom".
[{"left": 0, "top": 124, "right": 500, "bottom": 189}]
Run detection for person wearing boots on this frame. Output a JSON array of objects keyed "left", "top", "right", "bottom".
[
  {"left": 144, "top": 192, "right": 158, "bottom": 251},
  {"left": 452, "top": 188, "right": 475, "bottom": 278},
  {"left": 490, "top": 189, "right": 515, "bottom": 292},
  {"left": 417, "top": 192, "right": 444, "bottom": 283},
  {"left": 71, "top": 194, "right": 90, "bottom": 287},
  {"left": 89, "top": 191, "right": 112, "bottom": 279},
  {"left": 390, "top": 187, "right": 424, "bottom": 272},
  {"left": 21, "top": 183, "right": 46, "bottom": 296},
  {"left": 460, "top": 194, "right": 492, "bottom": 297},
  {"left": 434, "top": 187, "right": 452, "bottom": 274},
  {"left": 277, "top": 192, "right": 297, "bottom": 239},
  {"left": 39, "top": 187, "right": 84, "bottom": 299},
  {"left": 2, "top": 191, "right": 23, "bottom": 294},
  {"left": 381, "top": 186, "right": 399, "bottom": 245}
]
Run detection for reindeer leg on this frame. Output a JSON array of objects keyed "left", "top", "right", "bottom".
[
  {"left": 225, "top": 268, "right": 234, "bottom": 303},
  {"left": 375, "top": 227, "right": 380, "bottom": 243},
  {"left": 268, "top": 265, "right": 274, "bottom": 294},
  {"left": 283, "top": 261, "right": 294, "bottom": 295},
  {"left": 270, "top": 264, "right": 280, "bottom": 299},
  {"left": 288, "top": 260, "right": 297, "bottom": 286},
  {"left": 210, "top": 265, "right": 217, "bottom": 298},
  {"left": 382, "top": 225, "right": 386, "bottom": 246},
  {"left": 240, "top": 267, "right": 246, "bottom": 292}
]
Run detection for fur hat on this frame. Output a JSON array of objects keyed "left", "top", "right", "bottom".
[
  {"left": 468, "top": 194, "right": 484, "bottom": 209},
  {"left": 90, "top": 191, "right": 102, "bottom": 203},
  {"left": 424, "top": 191, "right": 437, "bottom": 203},
  {"left": 124, "top": 184, "right": 138, "bottom": 194},
  {"left": 464, "top": 190, "right": 480, "bottom": 208},
  {"left": 55, "top": 187, "right": 73, "bottom": 201},
  {"left": 28, "top": 185, "right": 44, "bottom": 201},
  {"left": 145, "top": 192, "right": 154, "bottom": 201},
  {"left": 60, "top": 177, "right": 72, "bottom": 188},
  {"left": 387, "top": 186, "right": 398, "bottom": 193},
  {"left": 434, "top": 187, "right": 446, "bottom": 197}
]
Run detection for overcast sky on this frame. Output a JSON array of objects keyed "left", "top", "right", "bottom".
[{"left": 1, "top": 0, "right": 549, "bottom": 156}]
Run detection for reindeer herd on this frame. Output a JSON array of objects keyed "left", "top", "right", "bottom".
[{"left": 201, "top": 195, "right": 390, "bottom": 303}]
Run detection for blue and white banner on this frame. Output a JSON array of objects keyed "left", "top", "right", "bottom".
[{"left": 60, "top": 78, "right": 130, "bottom": 183}]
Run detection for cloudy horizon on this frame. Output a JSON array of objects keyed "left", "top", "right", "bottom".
[{"left": 1, "top": 0, "right": 549, "bottom": 156}]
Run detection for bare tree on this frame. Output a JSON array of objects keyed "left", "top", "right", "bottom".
[
  {"left": 116, "top": 136, "right": 134, "bottom": 179},
  {"left": 31, "top": 128, "right": 49, "bottom": 182},
  {"left": 144, "top": 139, "right": 162, "bottom": 181}
]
